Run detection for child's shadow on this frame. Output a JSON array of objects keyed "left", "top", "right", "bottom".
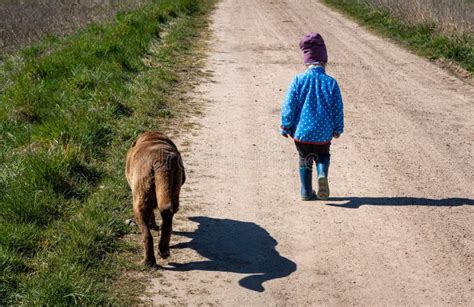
[
  {"left": 325, "top": 197, "right": 474, "bottom": 208},
  {"left": 165, "top": 216, "right": 297, "bottom": 292}
]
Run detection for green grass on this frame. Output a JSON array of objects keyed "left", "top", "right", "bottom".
[
  {"left": 0, "top": 0, "right": 214, "bottom": 304},
  {"left": 322, "top": 0, "right": 474, "bottom": 75}
]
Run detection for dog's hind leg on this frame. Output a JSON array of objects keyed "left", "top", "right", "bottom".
[
  {"left": 159, "top": 194, "right": 180, "bottom": 258},
  {"left": 154, "top": 170, "right": 174, "bottom": 259},
  {"left": 134, "top": 198, "right": 156, "bottom": 266},
  {"left": 158, "top": 210, "right": 173, "bottom": 259}
]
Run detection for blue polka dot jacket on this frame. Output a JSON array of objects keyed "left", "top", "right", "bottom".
[{"left": 280, "top": 66, "right": 344, "bottom": 144}]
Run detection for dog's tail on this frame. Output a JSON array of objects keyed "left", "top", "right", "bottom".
[{"left": 154, "top": 153, "right": 181, "bottom": 213}]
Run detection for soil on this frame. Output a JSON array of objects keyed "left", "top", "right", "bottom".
[{"left": 144, "top": 0, "right": 474, "bottom": 305}]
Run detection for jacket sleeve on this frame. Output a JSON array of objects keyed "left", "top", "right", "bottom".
[
  {"left": 280, "top": 76, "right": 299, "bottom": 135},
  {"left": 331, "top": 81, "right": 344, "bottom": 134}
]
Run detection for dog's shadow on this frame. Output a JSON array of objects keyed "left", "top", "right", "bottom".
[{"left": 165, "top": 216, "right": 297, "bottom": 292}]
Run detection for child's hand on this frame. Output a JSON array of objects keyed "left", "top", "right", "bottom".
[
  {"left": 333, "top": 132, "right": 340, "bottom": 139},
  {"left": 280, "top": 128, "right": 291, "bottom": 138}
]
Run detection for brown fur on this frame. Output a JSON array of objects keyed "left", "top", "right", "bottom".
[{"left": 125, "top": 131, "right": 185, "bottom": 266}]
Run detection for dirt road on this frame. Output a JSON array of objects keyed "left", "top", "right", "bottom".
[{"left": 146, "top": 0, "right": 474, "bottom": 305}]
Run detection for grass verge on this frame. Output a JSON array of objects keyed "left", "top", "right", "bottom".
[
  {"left": 322, "top": 0, "right": 473, "bottom": 77},
  {"left": 0, "top": 0, "right": 214, "bottom": 304}
]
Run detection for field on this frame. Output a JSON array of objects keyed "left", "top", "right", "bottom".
[
  {"left": 323, "top": 0, "right": 473, "bottom": 75},
  {"left": 361, "top": 0, "right": 473, "bottom": 35},
  {"left": 0, "top": 0, "right": 147, "bottom": 54},
  {"left": 0, "top": 0, "right": 214, "bottom": 304}
]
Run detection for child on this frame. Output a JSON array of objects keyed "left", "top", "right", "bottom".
[{"left": 280, "top": 32, "right": 344, "bottom": 201}]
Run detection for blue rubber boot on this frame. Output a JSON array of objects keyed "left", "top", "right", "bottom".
[
  {"left": 316, "top": 156, "right": 330, "bottom": 199},
  {"left": 299, "top": 167, "right": 317, "bottom": 201}
]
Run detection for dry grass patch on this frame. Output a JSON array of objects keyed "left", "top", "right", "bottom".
[{"left": 0, "top": 0, "right": 147, "bottom": 54}]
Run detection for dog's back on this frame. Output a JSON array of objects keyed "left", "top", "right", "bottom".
[{"left": 126, "top": 131, "right": 185, "bottom": 213}]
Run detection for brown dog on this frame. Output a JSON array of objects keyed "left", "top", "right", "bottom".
[{"left": 125, "top": 131, "right": 185, "bottom": 266}]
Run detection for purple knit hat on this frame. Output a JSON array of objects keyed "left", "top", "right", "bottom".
[{"left": 299, "top": 32, "right": 328, "bottom": 64}]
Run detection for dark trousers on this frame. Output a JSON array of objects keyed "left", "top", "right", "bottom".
[{"left": 295, "top": 141, "right": 330, "bottom": 169}]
